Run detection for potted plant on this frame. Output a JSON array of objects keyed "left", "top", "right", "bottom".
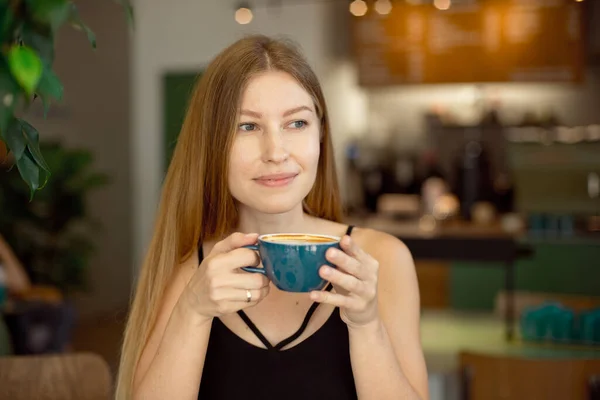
[
  {"left": 0, "top": 0, "right": 131, "bottom": 197},
  {"left": 0, "top": 140, "right": 109, "bottom": 353}
]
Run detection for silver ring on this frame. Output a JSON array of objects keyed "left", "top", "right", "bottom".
[{"left": 246, "top": 289, "right": 252, "bottom": 303}]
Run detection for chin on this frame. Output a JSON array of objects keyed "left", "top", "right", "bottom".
[
  {"left": 250, "top": 198, "right": 301, "bottom": 215},
  {"left": 235, "top": 191, "right": 304, "bottom": 215}
]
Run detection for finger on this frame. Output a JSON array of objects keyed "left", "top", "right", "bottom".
[
  {"left": 211, "top": 232, "right": 259, "bottom": 255},
  {"left": 319, "top": 265, "right": 365, "bottom": 295},
  {"left": 241, "top": 286, "right": 270, "bottom": 306},
  {"left": 229, "top": 247, "right": 261, "bottom": 270},
  {"left": 216, "top": 286, "right": 270, "bottom": 304},
  {"left": 223, "top": 271, "right": 270, "bottom": 290},
  {"left": 339, "top": 235, "right": 367, "bottom": 260},
  {"left": 210, "top": 246, "right": 261, "bottom": 272},
  {"left": 309, "top": 289, "right": 359, "bottom": 309},
  {"left": 325, "top": 247, "right": 362, "bottom": 278}
]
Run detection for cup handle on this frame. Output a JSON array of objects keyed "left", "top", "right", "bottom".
[{"left": 241, "top": 244, "right": 266, "bottom": 275}]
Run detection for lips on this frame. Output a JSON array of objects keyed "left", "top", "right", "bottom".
[{"left": 254, "top": 172, "right": 298, "bottom": 187}]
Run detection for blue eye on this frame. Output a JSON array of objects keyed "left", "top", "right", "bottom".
[
  {"left": 289, "top": 120, "right": 307, "bottom": 129},
  {"left": 239, "top": 123, "right": 257, "bottom": 132}
]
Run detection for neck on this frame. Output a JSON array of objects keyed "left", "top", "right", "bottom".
[{"left": 236, "top": 204, "right": 315, "bottom": 235}]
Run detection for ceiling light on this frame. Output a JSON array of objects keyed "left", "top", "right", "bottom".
[
  {"left": 235, "top": 3, "right": 253, "bottom": 24},
  {"left": 350, "top": 0, "right": 368, "bottom": 17},
  {"left": 375, "top": 0, "right": 392, "bottom": 15},
  {"left": 434, "top": 0, "right": 451, "bottom": 10}
]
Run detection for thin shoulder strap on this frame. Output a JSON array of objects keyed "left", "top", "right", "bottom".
[
  {"left": 237, "top": 310, "right": 275, "bottom": 350},
  {"left": 234, "top": 225, "right": 353, "bottom": 351},
  {"left": 236, "top": 284, "right": 334, "bottom": 351},
  {"left": 273, "top": 283, "right": 333, "bottom": 350},
  {"left": 202, "top": 242, "right": 275, "bottom": 349},
  {"left": 345, "top": 225, "right": 355, "bottom": 236}
]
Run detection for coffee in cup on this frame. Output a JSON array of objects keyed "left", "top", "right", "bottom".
[{"left": 261, "top": 234, "right": 338, "bottom": 244}]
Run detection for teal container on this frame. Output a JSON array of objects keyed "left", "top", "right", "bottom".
[
  {"left": 521, "top": 307, "right": 546, "bottom": 341},
  {"left": 578, "top": 309, "right": 600, "bottom": 345},
  {"left": 548, "top": 307, "right": 575, "bottom": 342},
  {"left": 521, "top": 303, "right": 576, "bottom": 343}
]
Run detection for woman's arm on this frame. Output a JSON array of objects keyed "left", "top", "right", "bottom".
[
  {"left": 348, "top": 320, "right": 424, "bottom": 399},
  {"left": 311, "top": 230, "right": 429, "bottom": 400},
  {"left": 0, "top": 235, "right": 31, "bottom": 294},
  {"left": 133, "top": 232, "right": 268, "bottom": 399},
  {"left": 348, "top": 233, "right": 428, "bottom": 399},
  {"left": 133, "top": 255, "right": 212, "bottom": 400},
  {"left": 349, "top": 232, "right": 429, "bottom": 400}
]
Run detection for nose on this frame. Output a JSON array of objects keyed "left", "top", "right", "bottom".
[{"left": 261, "top": 129, "right": 289, "bottom": 164}]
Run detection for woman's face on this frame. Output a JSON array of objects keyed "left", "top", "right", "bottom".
[{"left": 228, "top": 70, "right": 321, "bottom": 215}]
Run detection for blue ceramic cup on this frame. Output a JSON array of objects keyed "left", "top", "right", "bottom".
[{"left": 242, "top": 233, "right": 341, "bottom": 292}]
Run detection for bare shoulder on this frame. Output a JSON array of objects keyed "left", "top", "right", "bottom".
[
  {"left": 348, "top": 227, "right": 428, "bottom": 400},
  {"left": 349, "top": 227, "right": 417, "bottom": 300},
  {"left": 350, "top": 227, "right": 414, "bottom": 269},
  {"left": 312, "top": 217, "right": 350, "bottom": 238},
  {"left": 174, "top": 250, "right": 201, "bottom": 286},
  {"left": 150, "top": 248, "right": 200, "bottom": 325},
  {"left": 149, "top": 251, "right": 198, "bottom": 337},
  {"left": 134, "top": 249, "right": 199, "bottom": 386}
]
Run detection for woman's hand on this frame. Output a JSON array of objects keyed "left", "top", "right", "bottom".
[
  {"left": 310, "top": 234, "right": 379, "bottom": 328},
  {"left": 180, "top": 232, "right": 270, "bottom": 324}
]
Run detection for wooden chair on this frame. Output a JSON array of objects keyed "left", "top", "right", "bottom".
[
  {"left": 459, "top": 351, "right": 600, "bottom": 400},
  {"left": 0, "top": 352, "right": 112, "bottom": 400}
]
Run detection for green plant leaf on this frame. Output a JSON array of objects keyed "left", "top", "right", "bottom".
[
  {"left": 21, "top": 24, "right": 55, "bottom": 65},
  {"left": 68, "top": 4, "right": 96, "bottom": 49},
  {"left": 26, "top": 0, "right": 71, "bottom": 33},
  {"left": 7, "top": 45, "right": 42, "bottom": 96},
  {"left": 15, "top": 149, "right": 39, "bottom": 200},
  {"left": 4, "top": 118, "right": 25, "bottom": 160},
  {"left": 0, "top": 58, "right": 20, "bottom": 134},
  {"left": 114, "top": 0, "right": 134, "bottom": 27},
  {"left": 0, "top": 139, "right": 109, "bottom": 293},
  {"left": 0, "top": 5, "right": 14, "bottom": 42},
  {"left": 36, "top": 62, "right": 63, "bottom": 116},
  {"left": 20, "top": 119, "right": 51, "bottom": 174},
  {"left": 4, "top": 119, "right": 51, "bottom": 194}
]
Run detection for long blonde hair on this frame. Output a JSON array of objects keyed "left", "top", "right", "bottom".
[{"left": 115, "top": 35, "right": 343, "bottom": 398}]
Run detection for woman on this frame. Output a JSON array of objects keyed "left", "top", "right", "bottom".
[
  {"left": 117, "top": 35, "right": 428, "bottom": 400},
  {"left": 0, "top": 233, "right": 31, "bottom": 296},
  {"left": 0, "top": 233, "right": 31, "bottom": 355}
]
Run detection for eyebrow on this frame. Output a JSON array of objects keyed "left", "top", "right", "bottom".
[{"left": 240, "top": 105, "right": 314, "bottom": 118}]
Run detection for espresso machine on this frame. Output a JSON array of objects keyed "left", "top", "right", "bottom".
[{"left": 345, "top": 140, "right": 420, "bottom": 214}]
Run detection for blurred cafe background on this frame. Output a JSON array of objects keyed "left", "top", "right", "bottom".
[{"left": 0, "top": 0, "right": 599, "bottom": 399}]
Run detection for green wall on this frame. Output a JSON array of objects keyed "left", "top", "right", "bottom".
[{"left": 451, "top": 240, "right": 600, "bottom": 310}]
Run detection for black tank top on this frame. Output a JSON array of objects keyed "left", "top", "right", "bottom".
[{"left": 197, "top": 226, "right": 358, "bottom": 400}]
